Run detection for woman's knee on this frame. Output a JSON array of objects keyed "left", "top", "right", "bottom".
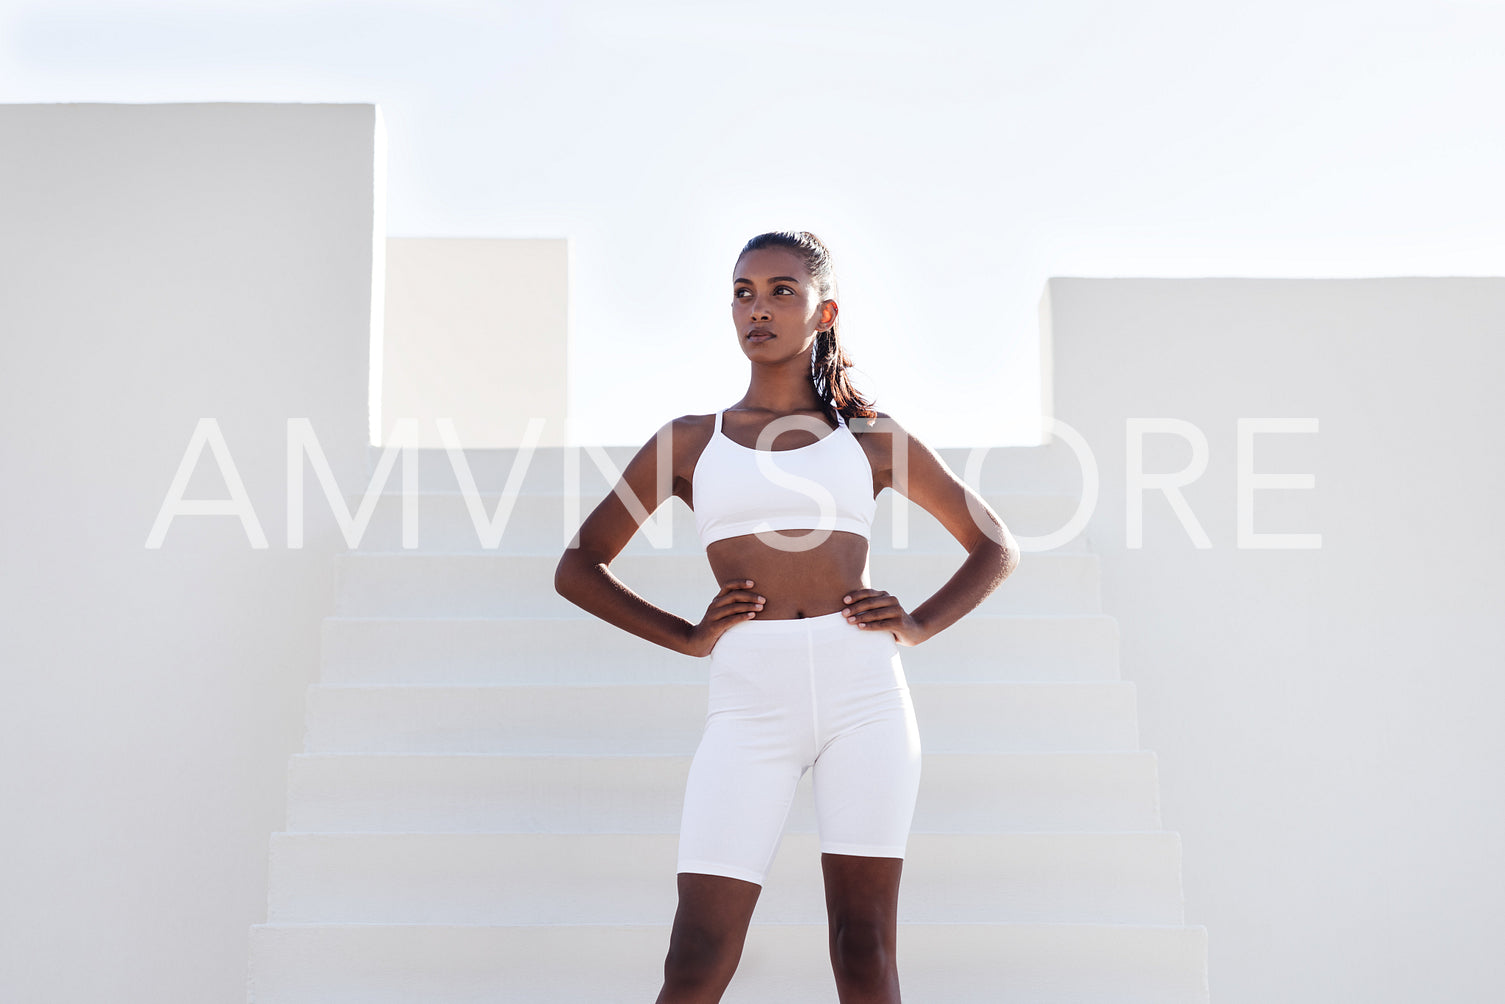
[
  {"left": 829, "top": 919, "right": 895, "bottom": 980},
  {"left": 665, "top": 918, "right": 737, "bottom": 966},
  {"left": 660, "top": 921, "right": 746, "bottom": 997}
]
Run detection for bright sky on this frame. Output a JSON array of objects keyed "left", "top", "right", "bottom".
[{"left": 4, "top": 0, "right": 1502, "bottom": 447}]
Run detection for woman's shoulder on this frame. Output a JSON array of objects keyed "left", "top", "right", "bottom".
[
  {"left": 846, "top": 409, "right": 938, "bottom": 461},
  {"left": 643, "top": 412, "right": 720, "bottom": 462},
  {"left": 669, "top": 411, "right": 720, "bottom": 437},
  {"left": 846, "top": 408, "right": 898, "bottom": 436},
  {"left": 647, "top": 411, "right": 717, "bottom": 435}
]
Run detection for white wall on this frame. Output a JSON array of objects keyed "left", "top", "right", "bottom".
[
  {"left": 1044, "top": 277, "right": 1505, "bottom": 1003},
  {"left": 0, "top": 103, "right": 379, "bottom": 1003},
  {"left": 380, "top": 237, "right": 568, "bottom": 448}
]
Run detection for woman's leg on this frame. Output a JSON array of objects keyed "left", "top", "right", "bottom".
[
  {"left": 810, "top": 624, "right": 922, "bottom": 1003},
  {"left": 821, "top": 853, "right": 904, "bottom": 1003},
  {"left": 655, "top": 872, "right": 762, "bottom": 1004},
  {"left": 662, "top": 624, "right": 811, "bottom": 1001}
]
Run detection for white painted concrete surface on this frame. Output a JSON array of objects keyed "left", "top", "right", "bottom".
[
  {"left": 0, "top": 103, "right": 379, "bottom": 1004},
  {"left": 380, "top": 237, "right": 568, "bottom": 448},
  {"left": 1045, "top": 276, "right": 1505, "bottom": 1003}
]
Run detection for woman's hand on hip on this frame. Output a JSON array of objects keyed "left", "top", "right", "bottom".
[
  {"left": 840, "top": 588, "right": 927, "bottom": 647},
  {"left": 683, "top": 578, "right": 765, "bottom": 658}
]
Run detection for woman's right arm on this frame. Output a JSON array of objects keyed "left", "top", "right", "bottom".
[{"left": 553, "top": 416, "right": 701, "bottom": 655}]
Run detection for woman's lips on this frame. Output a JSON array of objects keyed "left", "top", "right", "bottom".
[{"left": 747, "top": 332, "right": 774, "bottom": 342}]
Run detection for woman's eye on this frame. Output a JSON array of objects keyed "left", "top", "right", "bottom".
[{"left": 733, "top": 286, "right": 796, "bottom": 297}]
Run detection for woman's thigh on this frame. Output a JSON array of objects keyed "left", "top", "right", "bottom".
[
  {"left": 809, "top": 630, "right": 922, "bottom": 859},
  {"left": 676, "top": 715, "right": 808, "bottom": 887},
  {"left": 677, "top": 626, "right": 816, "bottom": 887}
]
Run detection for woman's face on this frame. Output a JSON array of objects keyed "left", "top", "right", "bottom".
[{"left": 731, "top": 247, "right": 834, "bottom": 361}]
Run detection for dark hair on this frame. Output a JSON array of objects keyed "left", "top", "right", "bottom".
[{"left": 737, "top": 230, "right": 877, "bottom": 428}]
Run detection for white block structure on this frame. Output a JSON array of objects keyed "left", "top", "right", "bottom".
[
  {"left": 246, "top": 441, "right": 1210, "bottom": 1002},
  {"left": 380, "top": 237, "right": 569, "bottom": 449}
]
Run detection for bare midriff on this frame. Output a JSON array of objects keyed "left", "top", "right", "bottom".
[{"left": 706, "top": 528, "right": 871, "bottom": 620}]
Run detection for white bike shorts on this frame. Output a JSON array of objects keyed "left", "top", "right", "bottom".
[{"left": 675, "top": 609, "right": 923, "bottom": 887}]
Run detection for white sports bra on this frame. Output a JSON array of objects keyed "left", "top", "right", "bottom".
[{"left": 692, "top": 407, "right": 877, "bottom": 548}]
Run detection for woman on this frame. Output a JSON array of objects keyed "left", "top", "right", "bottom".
[{"left": 554, "top": 230, "right": 1018, "bottom": 1003}]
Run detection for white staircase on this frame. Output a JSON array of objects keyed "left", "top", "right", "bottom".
[{"left": 247, "top": 442, "right": 1210, "bottom": 1002}]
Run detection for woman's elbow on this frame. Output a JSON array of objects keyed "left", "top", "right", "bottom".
[
  {"left": 555, "top": 547, "right": 604, "bottom": 598},
  {"left": 992, "top": 522, "right": 1021, "bottom": 578},
  {"left": 1001, "top": 543, "right": 1021, "bottom": 578},
  {"left": 554, "top": 551, "right": 584, "bottom": 597}
]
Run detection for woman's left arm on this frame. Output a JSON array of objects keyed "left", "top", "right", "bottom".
[{"left": 844, "top": 412, "right": 1020, "bottom": 645}]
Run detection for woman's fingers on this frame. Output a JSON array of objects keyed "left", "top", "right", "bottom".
[
  {"left": 841, "top": 589, "right": 889, "bottom": 615},
  {"left": 842, "top": 589, "right": 898, "bottom": 627},
  {"left": 716, "top": 578, "right": 764, "bottom": 620}
]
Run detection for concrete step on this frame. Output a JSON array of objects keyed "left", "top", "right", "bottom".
[
  {"left": 265, "top": 830, "right": 1186, "bottom": 925},
  {"left": 334, "top": 551, "right": 1101, "bottom": 617},
  {"left": 301, "top": 681, "right": 1139, "bottom": 754},
  {"left": 248, "top": 919, "right": 1209, "bottom": 1003},
  {"left": 285, "top": 750, "right": 1163, "bottom": 833},
  {"left": 318, "top": 612, "right": 1122, "bottom": 684},
  {"left": 344, "top": 487, "right": 1088, "bottom": 553}
]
